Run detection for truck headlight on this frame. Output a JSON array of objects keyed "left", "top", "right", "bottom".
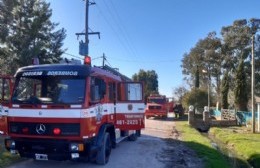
[
  {"left": 69, "top": 143, "right": 84, "bottom": 152},
  {"left": 5, "top": 139, "right": 16, "bottom": 149}
]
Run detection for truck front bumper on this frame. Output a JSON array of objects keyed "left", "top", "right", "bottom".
[{"left": 5, "top": 138, "right": 90, "bottom": 161}]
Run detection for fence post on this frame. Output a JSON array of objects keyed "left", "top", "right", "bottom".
[
  {"left": 188, "top": 105, "right": 194, "bottom": 125},
  {"left": 203, "top": 106, "right": 210, "bottom": 125}
]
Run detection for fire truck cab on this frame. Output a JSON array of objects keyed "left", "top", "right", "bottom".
[
  {"left": 145, "top": 94, "right": 173, "bottom": 119},
  {"left": 0, "top": 63, "right": 145, "bottom": 165}
]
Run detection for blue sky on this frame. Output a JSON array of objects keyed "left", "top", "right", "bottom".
[{"left": 46, "top": 0, "right": 260, "bottom": 97}]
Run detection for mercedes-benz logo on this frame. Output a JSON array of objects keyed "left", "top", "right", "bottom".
[{"left": 36, "top": 124, "right": 46, "bottom": 134}]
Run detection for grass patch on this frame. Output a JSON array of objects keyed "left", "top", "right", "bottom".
[
  {"left": 210, "top": 127, "right": 260, "bottom": 168},
  {"left": 0, "top": 137, "right": 21, "bottom": 168},
  {"left": 175, "top": 121, "right": 230, "bottom": 168}
]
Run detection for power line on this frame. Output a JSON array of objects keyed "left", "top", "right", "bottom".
[
  {"left": 107, "top": 56, "right": 181, "bottom": 63},
  {"left": 95, "top": 3, "right": 130, "bottom": 56},
  {"left": 109, "top": 0, "right": 139, "bottom": 59},
  {"left": 63, "top": 52, "right": 84, "bottom": 60},
  {"left": 105, "top": 57, "right": 112, "bottom": 67},
  {"left": 63, "top": 52, "right": 102, "bottom": 61},
  {"left": 97, "top": 1, "right": 138, "bottom": 58}
]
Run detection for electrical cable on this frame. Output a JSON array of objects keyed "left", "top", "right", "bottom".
[
  {"left": 109, "top": 0, "right": 139, "bottom": 59},
  {"left": 96, "top": 1, "right": 137, "bottom": 59}
]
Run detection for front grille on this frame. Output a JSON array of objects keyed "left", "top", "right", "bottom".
[
  {"left": 15, "top": 138, "right": 70, "bottom": 155},
  {"left": 9, "top": 122, "right": 80, "bottom": 136},
  {"left": 148, "top": 105, "right": 162, "bottom": 110}
]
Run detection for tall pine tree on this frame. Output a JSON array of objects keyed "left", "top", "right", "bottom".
[
  {"left": 234, "top": 59, "right": 248, "bottom": 111},
  {"left": 0, "top": 0, "right": 66, "bottom": 74},
  {"left": 221, "top": 71, "right": 229, "bottom": 109}
]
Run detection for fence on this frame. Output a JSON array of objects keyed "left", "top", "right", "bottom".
[{"left": 212, "top": 109, "right": 259, "bottom": 125}]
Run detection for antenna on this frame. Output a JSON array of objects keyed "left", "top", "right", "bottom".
[{"left": 76, "top": 0, "right": 100, "bottom": 57}]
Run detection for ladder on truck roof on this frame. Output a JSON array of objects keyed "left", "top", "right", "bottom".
[{"left": 97, "top": 65, "right": 132, "bottom": 82}]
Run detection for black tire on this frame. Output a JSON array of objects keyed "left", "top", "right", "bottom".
[
  {"left": 128, "top": 133, "right": 137, "bottom": 141},
  {"left": 96, "top": 132, "right": 112, "bottom": 165},
  {"left": 136, "top": 130, "right": 141, "bottom": 137}
]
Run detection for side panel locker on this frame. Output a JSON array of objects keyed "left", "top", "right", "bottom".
[{"left": 115, "top": 82, "right": 145, "bottom": 130}]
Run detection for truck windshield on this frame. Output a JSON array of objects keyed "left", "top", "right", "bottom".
[
  {"left": 148, "top": 98, "right": 166, "bottom": 104},
  {"left": 12, "top": 76, "right": 86, "bottom": 104}
]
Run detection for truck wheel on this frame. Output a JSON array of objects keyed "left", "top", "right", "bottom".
[
  {"left": 128, "top": 133, "right": 137, "bottom": 141},
  {"left": 136, "top": 130, "right": 141, "bottom": 137},
  {"left": 96, "top": 132, "right": 111, "bottom": 165}
]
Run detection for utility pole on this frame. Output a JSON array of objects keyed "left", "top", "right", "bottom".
[
  {"left": 252, "top": 34, "right": 255, "bottom": 133},
  {"left": 76, "top": 0, "right": 100, "bottom": 57},
  {"left": 85, "top": 0, "right": 89, "bottom": 45},
  {"left": 102, "top": 53, "right": 106, "bottom": 67}
]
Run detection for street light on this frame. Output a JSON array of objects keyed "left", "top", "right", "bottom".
[
  {"left": 250, "top": 18, "right": 260, "bottom": 133},
  {"left": 202, "top": 68, "right": 210, "bottom": 111}
]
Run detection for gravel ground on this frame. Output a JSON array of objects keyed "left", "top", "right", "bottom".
[
  {"left": 4, "top": 116, "right": 204, "bottom": 168},
  {"left": 143, "top": 117, "right": 205, "bottom": 168}
]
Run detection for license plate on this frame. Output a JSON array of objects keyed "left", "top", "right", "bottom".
[{"left": 35, "top": 153, "right": 48, "bottom": 160}]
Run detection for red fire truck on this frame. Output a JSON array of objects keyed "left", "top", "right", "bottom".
[
  {"left": 145, "top": 94, "right": 174, "bottom": 119},
  {"left": 0, "top": 59, "right": 145, "bottom": 165},
  {"left": 0, "top": 75, "right": 13, "bottom": 135}
]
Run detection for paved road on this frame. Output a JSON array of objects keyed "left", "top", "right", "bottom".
[{"left": 7, "top": 116, "right": 204, "bottom": 168}]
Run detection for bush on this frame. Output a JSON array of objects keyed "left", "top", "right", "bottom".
[{"left": 182, "top": 88, "right": 208, "bottom": 110}]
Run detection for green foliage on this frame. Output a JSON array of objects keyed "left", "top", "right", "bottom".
[
  {"left": 175, "top": 121, "right": 230, "bottom": 168},
  {"left": 0, "top": 137, "right": 21, "bottom": 168},
  {"left": 221, "top": 71, "right": 229, "bottom": 109},
  {"left": 0, "top": 0, "right": 66, "bottom": 75},
  {"left": 182, "top": 32, "right": 222, "bottom": 105},
  {"left": 182, "top": 18, "right": 260, "bottom": 106},
  {"left": 182, "top": 88, "right": 208, "bottom": 109},
  {"left": 132, "top": 69, "right": 158, "bottom": 99},
  {"left": 195, "top": 65, "right": 200, "bottom": 88},
  {"left": 234, "top": 59, "right": 248, "bottom": 111},
  {"left": 210, "top": 127, "right": 260, "bottom": 168},
  {"left": 173, "top": 86, "right": 188, "bottom": 103}
]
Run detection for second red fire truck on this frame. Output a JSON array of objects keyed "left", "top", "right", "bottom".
[{"left": 145, "top": 94, "right": 174, "bottom": 119}]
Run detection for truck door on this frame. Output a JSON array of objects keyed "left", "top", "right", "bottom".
[
  {"left": 0, "top": 76, "right": 13, "bottom": 135},
  {"left": 116, "top": 82, "right": 145, "bottom": 130},
  {"left": 107, "top": 82, "right": 116, "bottom": 124}
]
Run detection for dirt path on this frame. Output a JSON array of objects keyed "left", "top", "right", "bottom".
[
  {"left": 5, "top": 118, "right": 204, "bottom": 168},
  {"left": 143, "top": 118, "right": 204, "bottom": 168}
]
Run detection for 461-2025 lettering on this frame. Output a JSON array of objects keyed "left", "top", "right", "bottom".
[{"left": 116, "top": 120, "right": 139, "bottom": 125}]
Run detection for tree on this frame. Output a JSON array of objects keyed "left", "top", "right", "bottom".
[
  {"left": 182, "top": 32, "right": 222, "bottom": 105},
  {"left": 132, "top": 69, "right": 158, "bottom": 99},
  {"left": 182, "top": 19, "right": 260, "bottom": 108},
  {"left": 221, "top": 19, "right": 251, "bottom": 70},
  {"left": 255, "top": 34, "right": 260, "bottom": 96},
  {"left": 173, "top": 86, "right": 188, "bottom": 103},
  {"left": 234, "top": 59, "right": 248, "bottom": 111},
  {"left": 221, "top": 71, "right": 229, "bottom": 109},
  {"left": 195, "top": 65, "right": 200, "bottom": 88},
  {"left": 182, "top": 88, "right": 208, "bottom": 110},
  {"left": 0, "top": 0, "right": 66, "bottom": 75},
  {"left": 221, "top": 19, "right": 253, "bottom": 98}
]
